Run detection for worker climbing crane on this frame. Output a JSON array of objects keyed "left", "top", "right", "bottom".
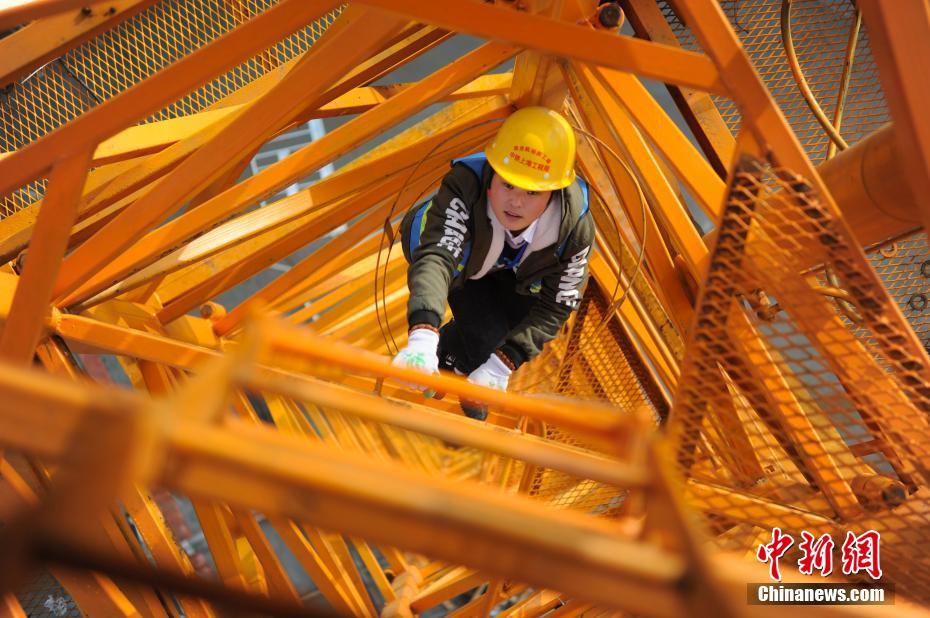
[{"left": 393, "top": 106, "right": 594, "bottom": 420}]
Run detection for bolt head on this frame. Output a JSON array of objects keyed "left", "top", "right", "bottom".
[{"left": 598, "top": 3, "right": 622, "bottom": 28}]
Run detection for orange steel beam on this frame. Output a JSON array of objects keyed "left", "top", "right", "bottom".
[
  {"left": 571, "top": 63, "right": 708, "bottom": 283},
  {"left": 267, "top": 215, "right": 419, "bottom": 318},
  {"left": 70, "top": 125, "right": 492, "bottom": 310},
  {"left": 210, "top": 180, "right": 438, "bottom": 334},
  {"left": 588, "top": 250, "right": 679, "bottom": 393},
  {"left": 817, "top": 123, "right": 922, "bottom": 248},
  {"left": 130, "top": 324, "right": 630, "bottom": 468},
  {"left": 57, "top": 43, "right": 517, "bottom": 307},
  {"left": 56, "top": 313, "right": 217, "bottom": 369},
  {"left": 507, "top": 0, "right": 591, "bottom": 108},
  {"left": 0, "top": 122, "right": 223, "bottom": 264},
  {"left": 168, "top": 179, "right": 494, "bottom": 328},
  {"left": 243, "top": 370, "right": 648, "bottom": 491},
  {"left": 279, "top": 238, "right": 407, "bottom": 324},
  {"left": 81, "top": 193, "right": 360, "bottom": 309},
  {"left": 0, "top": 0, "right": 156, "bottom": 88},
  {"left": 315, "top": 73, "right": 513, "bottom": 117},
  {"left": 858, "top": 0, "right": 930, "bottom": 234},
  {"left": 87, "top": 163, "right": 428, "bottom": 311},
  {"left": 169, "top": 422, "right": 674, "bottom": 616},
  {"left": 621, "top": 0, "right": 735, "bottom": 178},
  {"left": 0, "top": 23, "right": 454, "bottom": 267},
  {"left": 0, "top": 76, "right": 507, "bottom": 168},
  {"left": 743, "top": 260, "right": 930, "bottom": 485},
  {"left": 0, "top": 0, "right": 120, "bottom": 29},
  {"left": 567, "top": 71, "right": 694, "bottom": 335},
  {"left": 44, "top": 311, "right": 639, "bottom": 441},
  {"left": 214, "top": 24, "right": 449, "bottom": 113},
  {"left": 587, "top": 66, "right": 726, "bottom": 221},
  {"left": 667, "top": 0, "right": 842, "bottom": 226},
  {"left": 0, "top": 359, "right": 685, "bottom": 616},
  {"left": 51, "top": 6, "right": 409, "bottom": 303},
  {"left": 353, "top": 0, "right": 727, "bottom": 94},
  {"left": 727, "top": 309, "right": 862, "bottom": 519},
  {"left": 327, "top": 287, "right": 406, "bottom": 344},
  {"left": 0, "top": 459, "right": 141, "bottom": 616},
  {"left": 0, "top": 595, "right": 25, "bottom": 617},
  {"left": 574, "top": 131, "right": 647, "bottom": 271},
  {"left": 0, "top": 151, "right": 91, "bottom": 365},
  {"left": 148, "top": 99, "right": 504, "bottom": 318},
  {"left": 68, "top": 115, "right": 913, "bottom": 314},
  {"left": 0, "top": 0, "right": 340, "bottom": 198},
  {"left": 153, "top": 131, "right": 494, "bottom": 322},
  {"left": 304, "top": 262, "right": 406, "bottom": 332},
  {"left": 0, "top": 158, "right": 151, "bottom": 264},
  {"left": 262, "top": 321, "right": 640, "bottom": 439},
  {"left": 36, "top": 342, "right": 215, "bottom": 617},
  {"left": 234, "top": 131, "right": 493, "bottom": 322},
  {"left": 217, "top": 161, "right": 457, "bottom": 328},
  {"left": 287, "top": 252, "right": 407, "bottom": 327},
  {"left": 127, "top": 95, "right": 493, "bottom": 290}
]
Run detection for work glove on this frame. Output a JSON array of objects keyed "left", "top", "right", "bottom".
[
  {"left": 391, "top": 328, "right": 440, "bottom": 391},
  {"left": 461, "top": 352, "right": 512, "bottom": 421}
]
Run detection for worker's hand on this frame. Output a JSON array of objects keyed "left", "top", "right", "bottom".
[
  {"left": 461, "top": 353, "right": 512, "bottom": 421},
  {"left": 391, "top": 328, "right": 439, "bottom": 391},
  {"left": 467, "top": 353, "right": 512, "bottom": 391}
]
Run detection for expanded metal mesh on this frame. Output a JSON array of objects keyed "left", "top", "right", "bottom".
[
  {"left": 867, "top": 232, "right": 930, "bottom": 354},
  {"left": 661, "top": 0, "right": 889, "bottom": 165},
  {"left": 16, "top": 571, "right": 80, "bottom": 618},
  {"left": 551, "top": 284, "right": 669, "bottom": 419},
  {"left": 0, "top": 0, "right": 342, "bottom": 219},
  {"left": 670, "top": 155, "right": 930, "bottom": 604},
  {"left": 496, "top": 282, "right": 668, "bottom": 516}
]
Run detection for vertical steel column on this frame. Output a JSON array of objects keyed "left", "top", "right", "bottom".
[{"left": 0, "top": 151, "right": 91, "bottom": 364}]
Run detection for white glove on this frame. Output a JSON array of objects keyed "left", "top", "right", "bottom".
[
  {"left": 467, "top": 353, "right": 512, "bottom": 392},
  {"left": 391, "top": 328, "right": 439, "bottom": 390}
]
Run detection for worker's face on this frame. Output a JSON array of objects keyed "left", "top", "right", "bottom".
[{"left": 487, "top": 173, "right": 552, "bottom": 232}]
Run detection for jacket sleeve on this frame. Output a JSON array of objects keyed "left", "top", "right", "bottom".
[
  {"left": 499, "top": 213, "right": 595, "bottom": 368},
  {"left": 406, "top": 164, "right": 481, "bottom": 328}
]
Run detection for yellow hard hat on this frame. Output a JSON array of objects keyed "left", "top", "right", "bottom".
[{"left": 485, "top": 106, "right": 577, "bottom": 191}]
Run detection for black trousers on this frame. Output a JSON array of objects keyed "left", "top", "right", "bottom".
[{"left": 438, "top": 269, "right": 535, "bottom": 374}]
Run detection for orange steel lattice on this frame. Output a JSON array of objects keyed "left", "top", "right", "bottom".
[
  {"left": 0, "top": 1, "right": 342, "bottom": 218},
  {"left": 671, "top": 154, "right": 930, "bottom": 602}
]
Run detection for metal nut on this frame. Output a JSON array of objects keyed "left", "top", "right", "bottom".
[{"left": 907, "top": 293, "right": 927, "bottom": 312}]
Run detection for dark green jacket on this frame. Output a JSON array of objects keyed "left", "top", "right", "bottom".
[{"left": 400, "top": 159, "right": 595, "bottom": 368}]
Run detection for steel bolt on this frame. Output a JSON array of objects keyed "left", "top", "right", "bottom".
[{"left": 597, "top": 2, "right": 623, "bottom": 29}]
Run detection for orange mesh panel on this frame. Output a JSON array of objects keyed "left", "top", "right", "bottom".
[
  {"left": 661, "top": 0, "right": 889, "bottom": 164},
  {"left": 552, "top": 284, "right": 669, "bottom": 420},
  {"left": 670, "top": 155, "right": 930, "bottom": 603},
  {"left": 0, "top": 1, "right": 342, "bottom": 218},
  {"left": 502, "top": 283, "right": 668, "bottom": 516}
]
